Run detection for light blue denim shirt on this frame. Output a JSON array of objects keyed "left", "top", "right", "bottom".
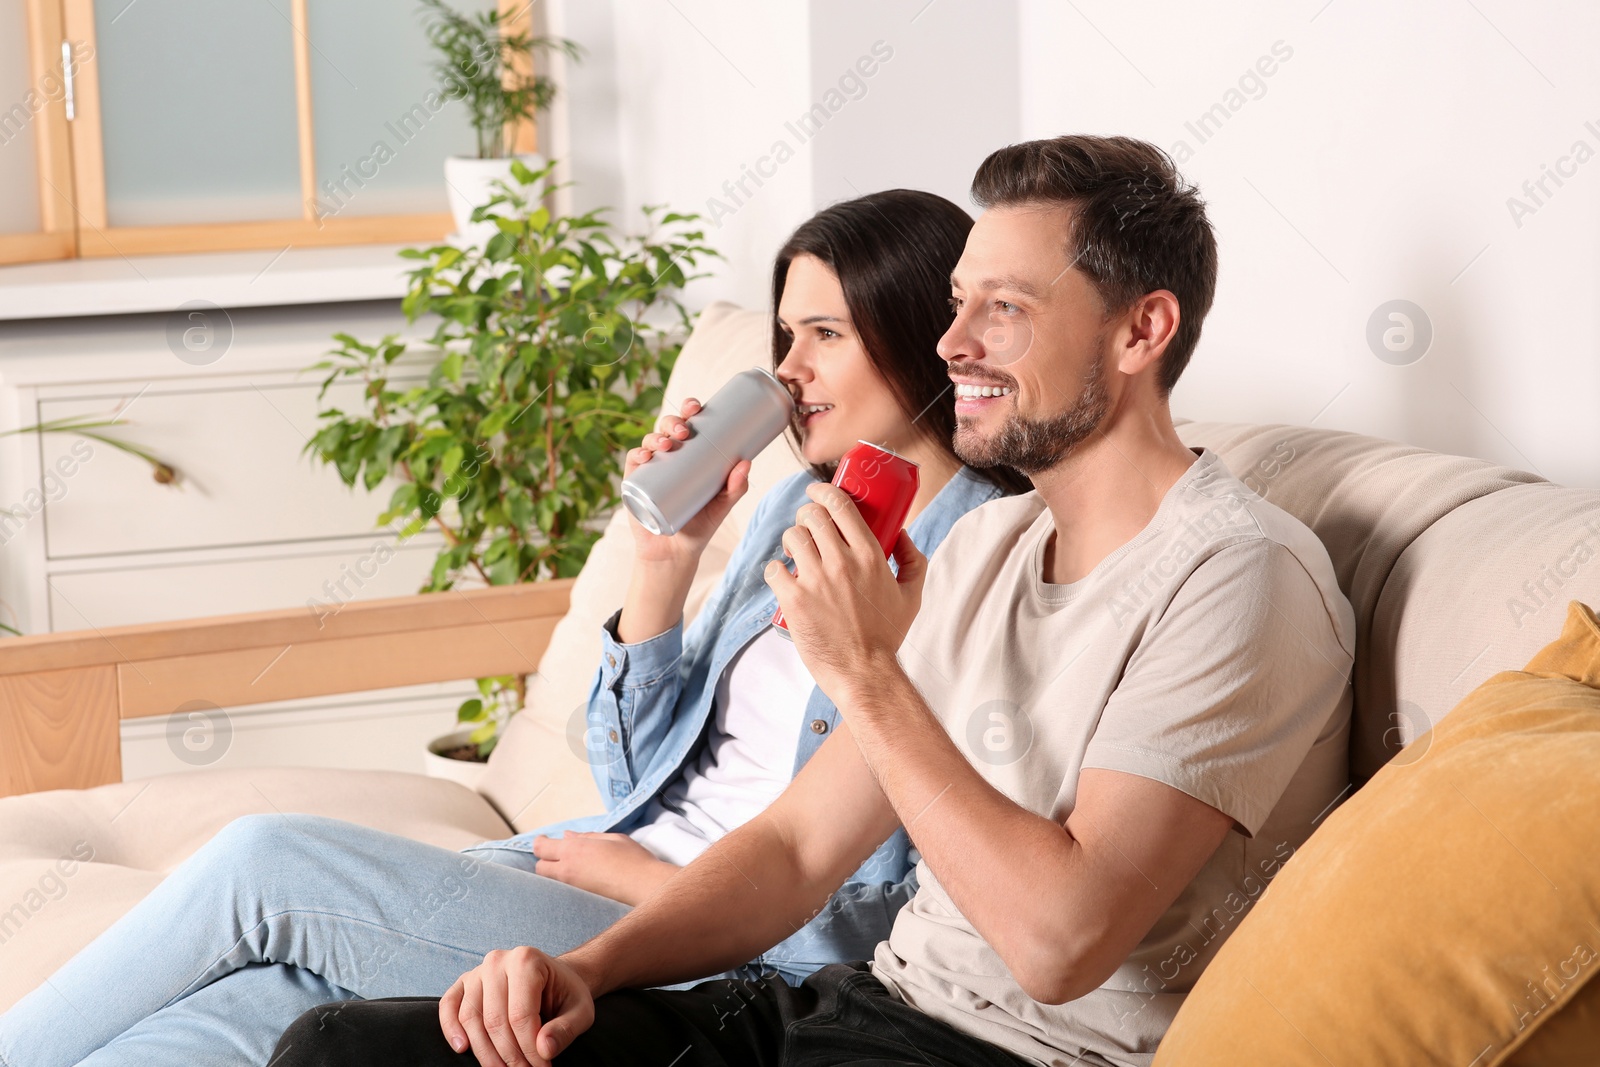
[{"left": 470, "top": 463, "right": 1007, "bottom": 981}]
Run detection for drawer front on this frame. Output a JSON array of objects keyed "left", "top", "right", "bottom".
[
  {"left": 119, "top": 683, "right": 476, "bottom": 782},
  {"left": 47, "top": 538, "right": 443, "bottom": 629},
  {"left": 39, "top": 377, "right": 411, "bottom": 559}
]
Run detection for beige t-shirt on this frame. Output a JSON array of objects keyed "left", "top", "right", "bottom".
[{"left": 869, "top": 446, "right": 1356, "bottom": 1067}]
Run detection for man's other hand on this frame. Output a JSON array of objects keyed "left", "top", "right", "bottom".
[{"left": 439, "top": 946, "right": 595, "bottom": 1067}]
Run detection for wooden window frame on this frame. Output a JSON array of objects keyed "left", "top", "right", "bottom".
[
  {"left": 0, "top": 0, "right": 77, "bottom": 265},
  {"left": 3, "top": 0, "right": 539, "bottom": 264}
]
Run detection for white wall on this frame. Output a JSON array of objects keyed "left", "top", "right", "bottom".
[
  {"left": 549, "top": 0, "right": 815, "bottom": 311},
  {"left": 1018, "top": 0, "right": 1600, "bottom": 489},
  {"left": 806, "top": 0, "right": 1019, "bottom": 212},
  {"left": 549, "top": 0, "right": 1017, "bottom": 313},
  {"left": 554, "top": 0, "right": 1600, "bottom": 487}
]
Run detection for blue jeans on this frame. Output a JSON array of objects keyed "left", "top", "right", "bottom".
[{"left": 0, "top": 813, "right": 774, "bottom": 1067}]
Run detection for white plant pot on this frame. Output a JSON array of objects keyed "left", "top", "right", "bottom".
[
  {"left": 443, "top": 153, "right": 545, "bottom": 251},
  {"left": 424, "top": 728, "right": 490, "bottom": 789}
]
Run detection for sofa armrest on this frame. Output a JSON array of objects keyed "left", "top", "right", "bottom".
[{"left": 0, "top": 580, "right": 574, "bottom": 797}]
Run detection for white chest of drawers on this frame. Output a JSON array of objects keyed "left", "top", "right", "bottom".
[{"left": 0, "top": 295, "right": 476, "bottom": 781}]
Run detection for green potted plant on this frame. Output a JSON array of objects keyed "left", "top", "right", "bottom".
[
  {"left": 420, "top": 0, "right": 581, "bottom": 245},
  {"left": 307, "top": 160, "right": 714, "bottom": 777}
]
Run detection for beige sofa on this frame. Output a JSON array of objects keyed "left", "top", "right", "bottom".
[{"left": 2, "top": 300, "right": 1597, "bottom": 1018}]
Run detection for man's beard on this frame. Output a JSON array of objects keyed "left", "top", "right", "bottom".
[{"left": 953, "top": 352, "right": 1109, "bottom": 475}]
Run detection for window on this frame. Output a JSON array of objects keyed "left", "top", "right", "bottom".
[{"left": 0, "top": 0, "right": 529, "bottom": 266}]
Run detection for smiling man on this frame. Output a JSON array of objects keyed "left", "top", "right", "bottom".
[{"left": 273, "top": 135, "right": 1355, "bottom": 1067}]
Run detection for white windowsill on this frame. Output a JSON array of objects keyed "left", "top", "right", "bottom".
[{"left": 0, "top": 243, "right": 422, "bottom": 321}]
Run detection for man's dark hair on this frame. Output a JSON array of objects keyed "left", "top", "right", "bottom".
[{"left": 971, "top": 135, "right": 1218, "bottom": 396}]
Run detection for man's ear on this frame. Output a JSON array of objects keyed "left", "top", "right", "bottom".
[{"left": 1114, "top": 290, "right": 1180, "bottom": 378}]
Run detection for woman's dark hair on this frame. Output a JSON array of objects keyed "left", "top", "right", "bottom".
[{"left": 770, "top": 190, "right": 1031, "bottom": 495}]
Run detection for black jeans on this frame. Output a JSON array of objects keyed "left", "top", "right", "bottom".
[{"left": 269, "top": 960, "right": 1034, "bottom": 1066}]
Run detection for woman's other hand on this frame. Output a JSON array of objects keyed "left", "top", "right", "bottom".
[{"left": 530, "top": 831, "right": 679, "bottom": 907}]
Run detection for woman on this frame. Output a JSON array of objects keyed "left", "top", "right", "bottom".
[{"left": 0, "top": 190, "right": 1026, "bottom": 1067}]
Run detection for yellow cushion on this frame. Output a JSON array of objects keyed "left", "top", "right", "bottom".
[{"left": 1153, "top": 599, "right": 1600, "bottom": 1066}]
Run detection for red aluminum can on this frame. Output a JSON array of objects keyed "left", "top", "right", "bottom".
[{"left": 773, "top": 440, "right": 920, "bottom": 636}]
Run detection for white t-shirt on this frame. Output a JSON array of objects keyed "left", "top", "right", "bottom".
[{"left": 628, "top": 626, "right": 813, "bottom": 866}]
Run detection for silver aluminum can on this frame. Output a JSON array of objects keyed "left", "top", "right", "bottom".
[{"left": 620, "top": 367, "right": 793, "bottom": 535}]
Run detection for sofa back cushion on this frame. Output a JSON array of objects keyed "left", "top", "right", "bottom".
[{"left": 1172, "top": 420, "right": 1600, "bottom": 782}]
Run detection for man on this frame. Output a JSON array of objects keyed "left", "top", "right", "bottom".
[{"left": 272, "top": 134, "right": 1355, "bottom": 1067}]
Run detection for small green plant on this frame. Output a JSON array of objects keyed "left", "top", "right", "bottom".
[
  {"left": 420, "top": 0, "right": 582, "bottom": 159},
  {"left": 2, "top": 414, "right": 176, "bottom": 483},
  {"left": 449, "top": 675, "right": 523, "bottom": 757},
  {"left": 1, "top": 414, "right": 178, "bottom": 636},
  {"left": 307, "top": 160, "right": 715, "bottom": 756}
]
